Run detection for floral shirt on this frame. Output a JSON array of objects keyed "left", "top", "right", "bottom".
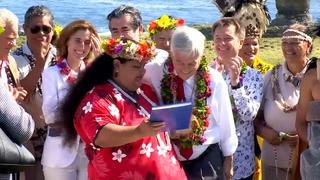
[
  {"left": 74, "top": 82, "right": 187, "bottom": 180},
  {"left": 222, "top": 67, "right": 263, "bottom": 179}
]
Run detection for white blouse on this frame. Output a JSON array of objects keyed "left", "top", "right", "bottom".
[{"left": 262, "top": 63, "right": 307, "bottom": 168}]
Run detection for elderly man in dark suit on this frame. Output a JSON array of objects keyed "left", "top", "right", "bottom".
[{"left": 0, "top": 78, "right": 35, "bottom": 179}]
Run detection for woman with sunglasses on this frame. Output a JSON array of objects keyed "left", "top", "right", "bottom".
[
  {"left": 41, "top": 19, "right": 100, "bottom": 180},
  {"left": 11, "top": 5, "right": 56, "bottom": 180}
]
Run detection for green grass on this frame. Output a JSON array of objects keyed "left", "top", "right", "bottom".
[
  {"left": 204, "top": 38, "right": 320, "bottom": 65},
  {"left": 195, "top": 24, "right": 320, "bottom": 65}
]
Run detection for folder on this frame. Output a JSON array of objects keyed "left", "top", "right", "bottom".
[{"left": 149, "top": 102, "right": 193, "bottom": 131}]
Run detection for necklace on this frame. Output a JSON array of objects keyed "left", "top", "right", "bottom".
[
  {"left": 108, "top": 79, "right": 172, "bottom": 151},
  {"left": 57, "top": 59, "right": 81, "bottom": 84},
  {"left": 273, "top": 146, "right": 294, "bottom": 180},
  {"left": 0, "top": 60, "right": 15, "bottom": 86},
  {"left": 160, "top": 56, "right": 212, "bottom": 148},
  {"left": 271, "top": 65, "right": 297, "bottom": 112}
]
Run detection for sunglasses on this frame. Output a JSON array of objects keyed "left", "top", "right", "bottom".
[{"left": 30, "top": 25, "right": 52, "bottom": 34}]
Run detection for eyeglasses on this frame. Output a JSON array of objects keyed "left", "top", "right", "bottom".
[{"left": 30, "top": 25, "right": 52, "bottom": 34}]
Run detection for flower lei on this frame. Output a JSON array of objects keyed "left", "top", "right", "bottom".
[
  {"left": 57, "top": 60, "right": 77, "bottom": 84},
  {"left": 53, "top": 25, "right": 63, "bottom": 37},
  {"left": 252, "top": 56, "right": 273, "bottom": 75},
  {"left": 160, "top": 56, "right": 211, "bottom": 148},
  {"left": 147, "top": 14, "right": 185, "bottom": 37},
  {"left": 0, "top": 26, "right": 4, "bottom": 34},
  {"left": 102, "top": 37, "right": 156, "bottom": 63},
  {"left": 229, "top": 64, "right": 248, "bottom": 122}
]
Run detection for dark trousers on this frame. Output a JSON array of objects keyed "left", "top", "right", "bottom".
[
  {"left": 181, "top": 143, "right": 224, "bottom": 180},
  {"left": 238, "top": 174, "right": 253, "bottom": 180}
]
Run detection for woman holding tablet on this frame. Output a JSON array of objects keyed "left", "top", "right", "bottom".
[{"left": 59, "top": 37, "right": 187, "bottom": 180}]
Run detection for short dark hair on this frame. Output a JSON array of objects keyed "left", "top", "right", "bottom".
[
  {"left": 107, "top": 5, "right": 142, "bottom": 31},
  {"left": 212, "top": 17, "right": 245, "bottom": 40},
  {"left": 24, "top": 5, "right": 54, "bottom": 27}
]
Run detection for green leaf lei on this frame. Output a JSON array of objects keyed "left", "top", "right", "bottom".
[
  {"left": 230, "top": 64, "right": 248, "bottom": 123},
  {"left": 160, "top": 56, "right": 212, "bottom": 148}
]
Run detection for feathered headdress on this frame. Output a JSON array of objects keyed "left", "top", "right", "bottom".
[{"left": 213, "top": 0, "right": 270, "bottom": 38}]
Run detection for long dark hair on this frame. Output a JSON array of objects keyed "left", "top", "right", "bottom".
[{"left": 59, "top": 53, "right": 116, "bottom": 145}]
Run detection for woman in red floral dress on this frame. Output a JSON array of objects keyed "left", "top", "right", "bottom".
[{"left": 59, "top": 38, "right": 187, "bottom": 180}]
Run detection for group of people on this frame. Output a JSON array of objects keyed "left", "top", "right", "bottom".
[{"left": 0, "top": 2, "right": 319, "bottom": 180}]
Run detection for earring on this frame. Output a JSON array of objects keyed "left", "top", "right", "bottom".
[{"left": 114, "top": 70, "right": 119, "bottom": 77}]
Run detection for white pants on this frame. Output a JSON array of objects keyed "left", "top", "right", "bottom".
[{"left": 43, "top": 146, "right": 88, "bottom": 180}]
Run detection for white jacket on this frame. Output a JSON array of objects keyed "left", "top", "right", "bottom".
[{"left": 41, "top": 59, "right": 85, "bottom": 168}]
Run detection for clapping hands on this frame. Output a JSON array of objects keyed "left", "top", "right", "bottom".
[{"left": 217, "top": 55, "right": 244, "bottom": 86}]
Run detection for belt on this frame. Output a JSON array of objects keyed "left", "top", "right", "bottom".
[
  {"left": 48, "top": 127, "right": 61, "bottom": 137},
  {"left": 181, "top": 143, "right": 220, "bottom": 165}
]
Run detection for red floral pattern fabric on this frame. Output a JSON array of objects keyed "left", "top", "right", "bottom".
[{"left": 74, "top": 83, "right": 187, "bottom": 180}]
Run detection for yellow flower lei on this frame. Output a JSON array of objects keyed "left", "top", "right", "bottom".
[
  {"left": 54, "top": 25, "right": 63, "bottom": 37},
  {"left": 0, "top": 26, "right": 4, "bottom": 34},
  {"left": 147, "top": 14, "right": 185, "bottom": 37},
  {"left": 252, "top": 56, "right": 274, "bottom": 75}
]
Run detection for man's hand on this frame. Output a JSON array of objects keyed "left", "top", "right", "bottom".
[
  {"left": 226, "top": 56, "right": 243, "bottom": 86},
  {"left": 7, "top": 85, "right": 28, "bottom": 103},
  {"left": 33, "top": 41, "right": 51, "bottom": 63},
  {"left": 224, "top": 155, "right": 233, "bottom": 180}
]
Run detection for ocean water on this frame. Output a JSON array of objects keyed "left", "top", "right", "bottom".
[{"left": 0, "top": 0, "right": 319, "bottom": 33}]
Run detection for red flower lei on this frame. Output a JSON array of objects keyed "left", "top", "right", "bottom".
[
  {"left": 57, "top": 60, "right": 78, "bottom": 84},
  {"left": 160, "top": 56, "right": 212, "bottom": 148}
]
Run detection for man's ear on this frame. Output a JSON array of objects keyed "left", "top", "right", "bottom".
[
  {"left": 239, "top": 39, "right": 244, "bottom": 49},
  {"left": 138, "top": 24, "right": 144, "bottom": 34}
]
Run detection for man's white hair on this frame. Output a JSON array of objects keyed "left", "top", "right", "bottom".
[
  {"left": 0, "top": 8, "right": 19, "bottom": 30},
  {"left": 171, "top": 26, "right": 206, "bottom": 58}
]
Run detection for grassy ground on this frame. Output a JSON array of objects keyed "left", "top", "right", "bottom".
[
  {"left": 194, "top": 24, "right": 320, "bottom": 64},
  {"left": 204, "top": 38, "right": 320, "bottom": 65}
]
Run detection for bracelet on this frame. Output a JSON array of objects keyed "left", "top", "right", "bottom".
[
  {"left": 278, "top": 132, "right": 289, "bottom": 141},
  {"left": 231, "top": 81, "right": 242, "bottom": 89}
]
